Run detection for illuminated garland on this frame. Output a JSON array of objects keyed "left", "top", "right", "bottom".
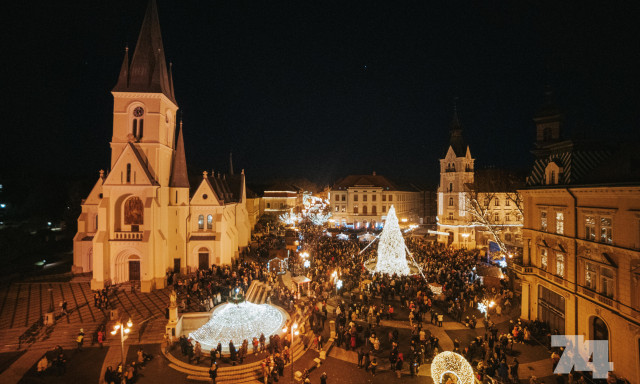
[
  {"left": 189, "top": 302, "right": 287, "bottom": 352},
  {"left": 431, "top": 351, "right": 474, "bottom": 384},
  {"left": 374, "top": 205, "right": 411, "bottom": 276}
]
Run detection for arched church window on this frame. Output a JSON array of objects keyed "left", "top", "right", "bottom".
[
  {"left": 449, "top": 197, "right": 454, "bottom": 206},
  {"left": 132, "top": 120, "right": 138, "bottom": 138},
  {"left": 207, "top": 214, "right": 213, "bottom": 229},
  {"left": 449, "top": 183, "right": 453, "bottom": 192},
  {"left": 126, "top": 163, "right": 131, "bottom": 183},
  {"left": 198, "top": 215, "right": 204, "bottom": 230},
  {"left": 138, "top": 119, "right": 144, "bottom": 139},
  {"left": 124, "top": 197, "right": 143, "bottom": 225}
]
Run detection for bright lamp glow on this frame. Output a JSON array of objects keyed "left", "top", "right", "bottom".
[
  {"left": 127, "top": 319, "right": 133, "bottom": 328},
  {"left": 114, "top": 324, "right": 120, "bottom": 330},
  {"left": 124, "top": 328, "right": 130, "bottom": 334},
  {"left": 111, "top": 330, "right": 117, "bottom": 335},
  {"left": 431, "top": 351, "right": 474, "bottom": 384}
]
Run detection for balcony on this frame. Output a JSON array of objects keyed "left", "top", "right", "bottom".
[{"left": 114, "top": 231, "right": 143, "bottom": 241}]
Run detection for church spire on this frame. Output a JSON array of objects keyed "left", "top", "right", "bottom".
[
  {"left": 448, "top": 98, "right": 467, "bottom": 157},
  {"left": 112, "top": 0, "right": 176, "bottom": 105},
  {"left": 170, "top": 119, "right": 189, "bottom": 188},
  {"left": 114, "top": 45, "right": 129, "bottom": 89}
]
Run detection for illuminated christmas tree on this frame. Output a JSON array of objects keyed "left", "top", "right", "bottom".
[{"left": 374, "top": 205, "right": 411, "bottom": 275}]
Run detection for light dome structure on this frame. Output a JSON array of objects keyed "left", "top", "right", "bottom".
[
  {"left": 430, "top": 351, "right": 474, "bottom": 384},
  {"left": 189, "top": 301, "right": 288, "bottom": 352}
]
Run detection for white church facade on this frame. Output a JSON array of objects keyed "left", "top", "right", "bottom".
[{"left": 73, "top": 1, "right": 251, "bottom": 292}]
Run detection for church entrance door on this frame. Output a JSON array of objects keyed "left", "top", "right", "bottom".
[
  {"left": 129, "top": 260, "right": 140, "bottom": 281},
  {"left": 198, "top": 252, "right": 209, "bottom": 270}
]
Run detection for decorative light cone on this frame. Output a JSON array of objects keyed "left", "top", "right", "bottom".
[
  {"left": 430, "top": 351, "right": 474, "bottom": 384},
  {"left": 189, "top": 301, "right": 288, "bottom": 352},
  {"left": 372, "top": 205, "right": 411, "bottom": 275}
]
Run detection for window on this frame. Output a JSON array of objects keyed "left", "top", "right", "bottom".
[
  {"left": 541, "top": 211, "right": 547, "bottom": 231},
  {"left": 207, "top": 214, "right": 213, "bottom": 229},
  {"left": 556, "top": 253, "right": 565, "bottom": 277},
  {"left": 448, "top": 212, "right": 454, "bottom": 220},
  {"left": 495, "top": 198, "right": 500, "bottom": 206},
  {"left": 341, "top": 206, "right": 346, "bottom": 212},
  {"left": 484, "top": 198, "right": 490, "bottom": 206},
  {"left": 556, "top": 212, "right": 564, "bottom": 235},
  {"left": 266, "top": 203, "right": 271, "bottom": 209},
  {"left": 354, "top": 205, "right": 358, "bottom": 214},
  {"left": 198, "top": 215, "right": 204, "bottom": 230},
  {"left": 389, "top": 195, "right": 393, "bottom": 202},
  {"left": 372, "top": 195, "right": 376, "bottom": 202},
  {"left": 341, "top": 195, "right": 346, "bottom": 201},
  {"left": 372, "top": 206, "right": 377, "bottom": 214},
  {"left": 540, "top": 249, "right": 548, "bottom": 270},
  {"left": 363, "top": 206, "right": 368, "bottom": 215},
  {"left": 505, "top": 199, "right": 510, "bottom": 206},
  {"left": 448, "top": 197, "right": 454, "bottom": 206},
  {"left": 505, "top": 214, "right": 511, "bottom": 222},
  {"left": 363, "top": 195, "right": 367, "bottom": 202},
  {"left": 601, "top": 268, "right": 614, "bottom": 298},
  {"left": 354, "top": 195, "right": 358, "bottom": 202},
  {"left": 335, "top": 194, "right": 340, "bottom": 201},
  {"left": 382, "top": 206, "right": 386, "bottom": 213},
  {"left": 382, "top": 195, "right": 387, "bottom": 202},
  {"left": 126, "top": 163, "right": 132, "bottom": 183},
  {"left": 335, "top": 206, "right": 339, "bottom": 212},
  {"left": 494, "top": 213, "right": 500, "bottom": 222},
  {"left": 585, "top": 263, "right": 597, "bottom": 290},
  {"left": 600, "top": 217, "right": 612, "bottom": 244},
  {"left": 585, "top": 215, "right": 596, "bottom": 241},
  {"left": 449, "top": 183, "right": 453, "bottom": 192}
]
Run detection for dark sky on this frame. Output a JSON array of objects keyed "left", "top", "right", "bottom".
[{"left": 3, "top": 0, "right": 640, "bottom": 187}]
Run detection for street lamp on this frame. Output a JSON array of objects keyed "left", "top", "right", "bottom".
[
  {"left": 111, "top": 318, "right": 133, "bottom": 384},
  {"left": 283, "top": 323, "right": 299, "bottom": 383}
]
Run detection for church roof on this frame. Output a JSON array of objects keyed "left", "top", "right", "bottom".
[
  {"left": 112, "top": 0, "right": 176, "bottom": 104},
  {"left": 170, "top": 122, "right": 189, "bottom": 188},
  {"left": 448, "top": 105, "right": 467, "bottom": 157},
  {"left": 199, "top": 173, "right": 244, "bottom": 203},
  {"left": 332, "top": 174, "right": 399, "bottom": 190}
]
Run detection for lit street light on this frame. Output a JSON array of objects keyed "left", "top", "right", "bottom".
[
  {"left": 111, "top": 318, "right": 133, "bottom": 384},
  {"left": 282, "top": 323, "right": 299, "bottom": 383}
]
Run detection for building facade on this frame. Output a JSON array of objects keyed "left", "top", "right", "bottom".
[
  {"left": 515, "top": 91, "right": 640, "bottom": 382},
  {"left": 436, "top": 108, "right": 523, "bottom": 251},
  {"left": 329, "top": 173, "right": 421, "bottom": 229},
  {"left": 73, "top": 1, "right": 251, "bottom": 292}
]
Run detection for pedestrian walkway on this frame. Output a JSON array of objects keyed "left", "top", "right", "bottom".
[
  {"left": 99, "top": 345, "right": 129, "bottom": 384},
  {"left": 0, "top": 349, "right": 44, "bottom": 384}
]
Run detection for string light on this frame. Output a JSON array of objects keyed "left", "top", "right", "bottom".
[
  {"left": 370, "top": 205, "right": 411, "bottom": 275},
  {"left": 189, "top": 302, "right": 287, "bottom": 352},
  {"left": 431, "top": 351, "right": 474, "bottom": 384}
]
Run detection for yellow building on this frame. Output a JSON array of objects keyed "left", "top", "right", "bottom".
[
  {"left": 73, "top": 1, "right": 251, "bottom": 292},
  {"left": 516, "top": 91, "right": 640, "bottom": 382},
  {"left": 330, "top": 173, "right": 422, "bottom": 229},
  {"left": 437, "top": 107, "right": 523, "bottom": 251}
]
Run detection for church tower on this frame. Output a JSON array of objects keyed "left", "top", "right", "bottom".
[
  {"left": 436, "top": 103, "right": 475, "bottom": 248},
  {"left": 74, "top": 0, "right": 184, "bottom": 292}
]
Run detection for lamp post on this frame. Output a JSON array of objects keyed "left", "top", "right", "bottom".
[
  {"left": 111, "top": 318, "right": 133, "bottom": 384},
  {"left": 283, "top": 322, "right": 299, "bottom": 383}
]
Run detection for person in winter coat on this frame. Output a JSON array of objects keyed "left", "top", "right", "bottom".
[{"left": 209, "top": 362, "right": 218, "bottom": 384}]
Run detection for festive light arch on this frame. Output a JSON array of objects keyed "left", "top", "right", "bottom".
[{"left": 431, "top": 351, "right": 474, "bottom": 384}]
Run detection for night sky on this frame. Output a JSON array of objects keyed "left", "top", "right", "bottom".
[{"left": 3, "top": 0, "right": 640, "bottom": 187}]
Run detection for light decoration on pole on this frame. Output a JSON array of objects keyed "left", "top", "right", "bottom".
[
  {"left": 189, "top": 302, "right": 287, "bottom": 352},
  {"left": 477, "top": 299, "right": 495, "bottom": 317},
  {"left": 498, "top": 258, "right": 508, "bottom": 268},
  {"left": 373, "top": 205, "right": 411, "bottom": 276},
  {"left": 431, "top": 351, "right": 474, "bottom": 384},
  {"left": 111, "top": 318, "right": 133, "bottom": 383}
]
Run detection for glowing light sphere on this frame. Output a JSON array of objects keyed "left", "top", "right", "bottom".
[
  {"left": 189, "top": 302, "right": 288, "bottom": 352},
  {"left": 431, "top": 351, "right": 474, "bottom": 384}
]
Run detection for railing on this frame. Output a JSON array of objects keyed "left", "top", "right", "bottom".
[
  {"left": 114, "top": 231, "right": 143, "bottom": 240},
  {"left": 597, "top": 294, "right": 613, "bottom": 307}
]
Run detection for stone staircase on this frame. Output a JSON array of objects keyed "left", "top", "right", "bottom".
[
  {"left": 163, "top": 339, "right": 306, "bottom": 383},
  {"left": 245, "top": 281, "right": 271, "bottom": 305}
]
